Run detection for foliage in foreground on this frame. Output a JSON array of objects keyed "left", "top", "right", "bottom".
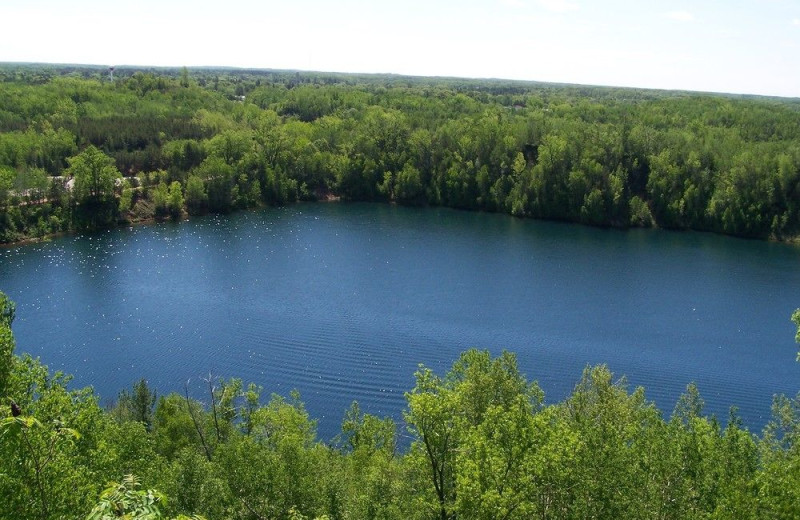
[
  {"left": 2, "top": 292, "right": 800, "bottom": 519},
  {"left": 2, "top": 64, "right": 800, "bottom": 243}
]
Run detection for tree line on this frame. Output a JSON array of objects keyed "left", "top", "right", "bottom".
[
  {"left": 1, "top": 64, "right": 800, "bottom": 243},
  {"left": 3, "top": 290, "right": 800, "bottom": 519}
]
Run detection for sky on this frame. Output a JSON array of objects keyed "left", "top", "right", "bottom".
[{"left": 2, "top": 0, "right": 799, "bottom": 98}]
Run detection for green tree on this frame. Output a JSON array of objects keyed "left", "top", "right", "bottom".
[
  {"left": 184, "top": 175, "right": 207, "bottom": 215},
  {"left": 194, "top": 157, "right": 234, "bottom": 213},
  {"left": 0, "top": 413, "right": 81, "bottom": 520},
  {"left": 167, "top": 182, "right": 184, "bottom": 219},
  {"left": 115, "top": 379, "right": 157, "bottom": 432},
  {"left": 758, "top": 393, "right": 800, "bottom": 519},
  {"left": 404, "top": 350, "right": 541, "bottom": 520},
  {"left": 793, "top": 309, "right": 800, "bottom": 360},
  {"left": 0, "top": 290, "right": 15, "bottom": 396},
  {"left": 67, "top": 146, "right": 121, "bottom": 203},
  {"left": 629, "top": 195, "right": 654, "bottom": 227},
  {"left": 151, "top": 182, "right": 169, "bottom": 219},
  {"left": 562, "top": 365, "right": 662, "bottom": 519},
  {"left": 0, "top": 324, "right": 15, "bottom": 398},
  {"left": 66, "top": 146, "right": 122, "bottom": 229},
  {"left": 152, "top": 394, "right": 205, "bottom": 462},
  {"left": 0, "top": 166, "right": 14, "bottom": 208},
  {"left": 14, "top": 167, "right": 49, "bottom": 204},
  {"left": 118, "top": 179, "right": 134, "bottom": 215},
  {"left": 394, "top": 163, "right": 425, "bottom": 204},
  {"left": 0, "top": 290, "right": 15, "bottom": 327},
  {"left": 340, "top": 401, "right": 396, "bottom": 456},
  {"left": 213, "top": 391, "right": 324, "bottom": 519},
  {"left": 1, "top": 337, "right": 103, "bottom": 520}
]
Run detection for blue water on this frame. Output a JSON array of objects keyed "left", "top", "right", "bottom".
[{"left": 1, "top": 203, "right": 799, "bottom": 440}]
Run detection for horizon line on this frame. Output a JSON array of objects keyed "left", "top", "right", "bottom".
[{"left": 2, "top": 60, "right": 798, "bottom": 101}]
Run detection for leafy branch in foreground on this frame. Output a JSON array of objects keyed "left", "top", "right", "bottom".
[
  {"left": 86, "top": 474, "right": 206, "bottom": 520},
  {"left": 1, "top": 412, "right": 80, "bottom": 520}
]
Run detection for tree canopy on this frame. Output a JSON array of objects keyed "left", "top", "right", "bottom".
[
  {"left": 66, "top": 145, "right": 121, "bottom": 202},
  {"left": 1, "top": 64, "right": 800, "bottom": 243}
]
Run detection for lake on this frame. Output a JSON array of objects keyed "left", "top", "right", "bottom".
[{"left": 1, "top": 202, "right": 799, "bottom": 440}]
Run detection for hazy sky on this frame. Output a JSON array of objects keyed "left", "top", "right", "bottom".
[{"left": 3, "top": 0, "right": 799, "bottom": 97}]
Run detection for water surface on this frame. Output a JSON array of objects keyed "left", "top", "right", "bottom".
[{"left": 1, "top": 203, "right": 799, "bottom": 440}]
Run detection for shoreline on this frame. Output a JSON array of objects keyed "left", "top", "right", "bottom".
[{"left": 1, "top": 199, "right": 799, "bottom": 249}]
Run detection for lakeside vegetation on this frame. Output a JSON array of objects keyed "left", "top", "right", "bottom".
[
  {"left": 1, "top": 63, "right": 800, "bottom": 244},
  {"left": 2, "top": 291, "right": 800, "bottom": 519}
]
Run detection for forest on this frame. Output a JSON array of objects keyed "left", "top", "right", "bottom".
[
  {"left": 2, "top": 291, "right": 800, "bottom": 519},
  {"left": 1, "top": 64, "right": 800, "bottom": 243}
]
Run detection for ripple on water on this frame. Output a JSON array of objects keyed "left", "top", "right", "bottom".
[{"left": 2, "top": 204, "right": 800, "bottom": 440}]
